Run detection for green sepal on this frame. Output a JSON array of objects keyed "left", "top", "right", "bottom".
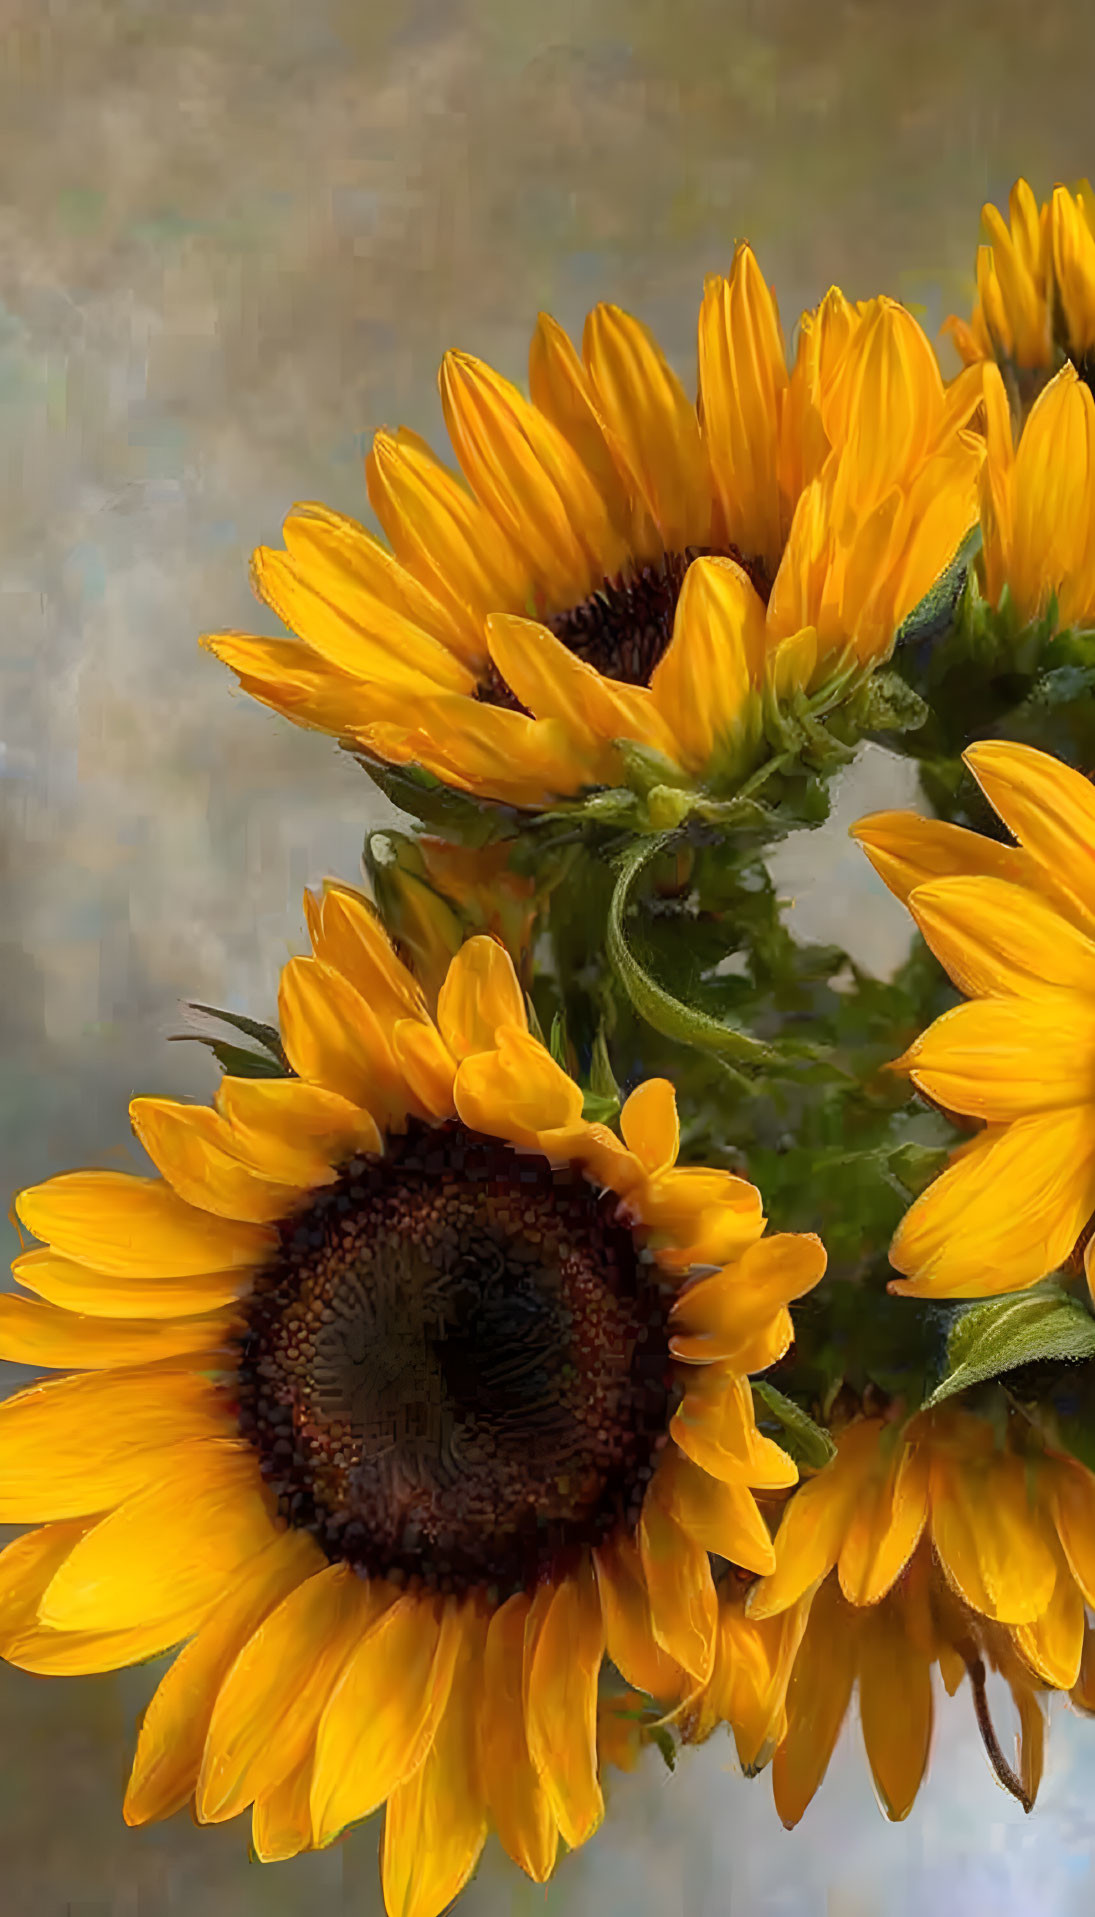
[
  {"left": 607, "top": 835, "right": 778, "bottom": 1067},
  {"left": 927, "top": 1284, "right": 1095, "bottom": 1406},
  {"left": 894, "top": 523, "right": 982, "bottom": 650},
  {"left": 850, "top": 669, "right": 929, "bottom": 737},
  {"left": 752, "top": 1380, "right": 836, "bottom": 1469},
  {"left": 355, "top": 754, "right": 514, "bottom": 844}
]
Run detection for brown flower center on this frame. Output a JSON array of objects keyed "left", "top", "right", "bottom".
[
  {"left": 480, "top": 546, "right": 772, "bottom": 710},
  {"left": 237, "top": 1122, "right": 675, "bottom": 1596}
]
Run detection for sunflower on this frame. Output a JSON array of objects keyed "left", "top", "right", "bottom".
[
  {"left": 740, "top": 1407, "right": 1095, "bottom": 1823},
  {"left": 206, "top": 253, "right": 983, "bottom": 808},
  {"left": 1, "top": 887, "right": 825, "bottom": 1915},
  {"left": 946, "top": 176, "right": 1095, "bottom": 393},
  {"left": 854, "top": 740, "right": 1095, "bottom": 1298},
  {"left": 980, "top": 360, "right": 1095, "bottom": 629}
]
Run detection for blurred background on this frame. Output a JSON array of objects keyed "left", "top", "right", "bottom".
[{"left": 3, "top": 0, "right": 1095, "bottom": 1909}]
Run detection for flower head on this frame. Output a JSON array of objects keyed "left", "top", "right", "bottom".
[
  {"left": 2, "top": 889, "right": 824, "bottom": 1913},
  {"left": 980, "top": 361, "right": 1095, "bottom": 629},
  {"left": 207, "top": 260, "right": 981, "bottom": 809},
  {"left": 854, "top": 742, "right": 1095, "bottom": 1298},
  {"left": 741, "top": 1407, "right": 1092, "bottom": 1822},
  {"left": 946, "top": 177, "right": 1095, "bottom": 386}
]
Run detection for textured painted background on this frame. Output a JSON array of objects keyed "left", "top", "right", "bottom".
[{"left": 3, "top": 1, "right": 1095, "bottom": 1910}]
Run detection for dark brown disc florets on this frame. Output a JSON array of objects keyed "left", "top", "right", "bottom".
[
  {"left": 236, "top": 1122, "right": 675, "bottom": 1597},
  {"left": 480, "top": 545, "right": 772, "bottom": 711}
]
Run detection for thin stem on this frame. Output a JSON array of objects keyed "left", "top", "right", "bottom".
[{"left": 964, "top": 1651, "right": 1033, "bottom": 1814}]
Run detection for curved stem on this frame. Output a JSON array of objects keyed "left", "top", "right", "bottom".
[{"left": 964, "top": 1651, "right": 1033, "bottom": 1814}]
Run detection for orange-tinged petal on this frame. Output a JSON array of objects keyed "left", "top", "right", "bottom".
[
  {"left": 929, "top": 1450, "right": 1057, "bottom": 1623},
  {"left": 280, "top": 499, "right": 473, "bottom": 664},
  {"left": 857, "top": 1599, "right": 932, "bottom": 1821},
  {"left": 486, "top": 613, "right": 679, "bottom": 769},
  {"left": 125, "top": 1528, "right": 321, "bottom": 1826},
  {"left": 638, "top": 1487, "right": 717, "bottom": 1682},
  {"left": 583, "top": 303, "right": 711, "bottom": 551},
  {"left": 593, "top": 1534, "right": 686, "bottom": 1699},
  {"left": 698, "top": 244, "right": 788, "bottom": 573},
  {"left": 889, "top": 1106, "right": 1095, "bottom": 1297},
  {"left": 524, "top": 1563, "right": 605, "bottom": 1849},
  {"left": 0, "top": 1366, "right": 230, "bottom": 1522},
  {"left": 0, "top": 1523, "right": 201, "bottom": 1675},
  {"left": 308, "top": 883, "right": 428, "bottom": 1027},
  {"left": 528, "top": 312, "right": 638, "bottom": 547},
  {"left": 381, "top": 1606, "right": 489, "bottom": 1917},
  {"left": 311, "top": 1595, "right": 463, "bottom": 1846},
  {"left": 907, "top": 874, "right": 1095, "bottom": 1000},
  {"left": 39, "top": 1442, "right": 275, "bottom": 1632},
  {"left": 202, "top": 631, "right": 383, "bottom": 738},
  {"left": 1013, "top": 1559, "right": 1085, "bottom": 1690},
  {"left": 436, "top": 935, "right": 527, "bottom": 1059},
  {"left": 11, "top": 1247, "right": 249, "bottom": 1321},
  {"left": 454, "top": 1028, "right": 583, "bottom": 1141},
  {"left": 771, "top": 1576, "right": 858, "bottom": 1829},
  {"left": 850, "top": 808, "right": 1040, "bottom": 910},
  {"left": 0, "top": 1293, "right": 235, "bottom": 1370},
  {"left": 197, "top": 1563, "right": 381, "bottom": 1822},
  {"left": 671, "top": 1368, "right": 798, "bottom": 1490},
  {"left": 619, "top": 1079, "right": 680, "bottom": 1174},
  {"left": 14, "top": 1171, "right": 272, "bottom": 1277},
  {"left": 965, "top": 740, "right": 1095, "bottom": 921},
  {"left": 129, "top": 1098, "right": 305, "bottom": 1223},
  {"left": 481, "top": 1594, "right": 558, "bottom": 1883},
  {"left": 1048, "top": 1456, "right": 1095, "bottom": 1605}
]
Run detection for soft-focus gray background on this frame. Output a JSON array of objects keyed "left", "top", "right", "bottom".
[{"left": 3, "top": 1, "right": 1095, "bottom": 1910}]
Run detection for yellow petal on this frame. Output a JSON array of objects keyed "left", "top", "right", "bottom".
[
  {"left": 311, "top": 1595, "right": 463, "bottom": 1846},
  {"left": 771, "top": 1575, "right": 858, "bottom": 1829},
  {"left": 638, "top": 1486, "right": 717, "bottom": 1681},
  {"left": 251, "top": 1754, "right": 315, "bottom": 1862},
  {"left": 929, "top": 1449, "right": 1057, "bottom": 1623},
  {"left": 592, "top": 1534, "right": 686, "bottom": 1699},
  {"left": 850, "top": 808, "right": 1040, "bottom": 909},
  {"left": 907, "top": 874, "right": 1095, "bottom": 1000},
  {"left": 14, "top": 1171, "right": 272, "bottom": 1277},
  {"left": 748, "top": 1422, "right": 881, "bottom": 1620},
  {"left": 307, "top": 883, "right": 427, "bottom": 1028},
  {"left": 129, "top": 1098, "right": 305, "bottom": 1222},
  {"left": 637, "top": 1166, "right": 765, "bottom": 1271},
  {"left": 125, "top": 1528, "right": 321, "bottom": 1826},
  {"left": 390, "top": 1019, "right": 458, "bottom": 1120},
  {"left": 648, "top": 556, "right": 764, "bottom": 771},
  {"left": 965, "top": 739, "right": 1095, "bottom": 921},
  {"left": 857, "top": 1599, "right": 932, "bottom": 1821},
  {"left": 524, "top": 1563, "right": 605, "bottom": 1850},
  {"left": 281, "top": 498, "right": 474, "bottom": 668},
  {"left": 659, "top": 1449, "right": 776, "bottom": 1575},
  {"left": 1013, "top": 1555, "right": 1085, "bottom": 1689},
  {"left": 900, "top": 994, "right": 1095, "bottom": 1122},
  {"left": 837, "top": 1437, "right": 929, "bottom": 1606},
  {"left": 670, "top": 1232, "right": 826, "bottom": 1362},
  {"left": 1048, "top": 1456, "right": 1095, "bottom": 1605},
  {"left": 0, "top": 1367, "right": 230, "bottom": 1522},
  {"left": 0, "top": 1521, "right": 200, "bottom": 1675},
  {"left": 278, "top": 956, "right": 410, "bottom": 1125},
  {"left": 619, "top": 1079, "right": 680, "bottom": 1174},
  {"left": 381, "top": 1605, "right": 489, "bottom": 1917},
  {"left": 481, "top": 1594, "right": 558, "bottom": 1883},
  {"left": 454, "top": 1028, "right": 584, "bottom": 1141},
  {"left": 0, "top": 1293, "right": 236, "bottom": 1370},
  {"left": 39, "top": 1442, "right": 276, "bottom": 1631},
  {"left": 249, "top": 543, "right": 473, "bottom": 696},
  {"left": 486, "top": 613, "right": 678, "bottom": 769},
  {"left": 214, "top": 1075, "right": 381, "bottom": 1184},
  {"left": 528, "top": 312, "right": 636, "bottom": 546},
  {"left": 197, "top": 1563, "right": 381, "bottom": 1822},
  {"left": 698, "top": 244, "right": 788, "bottom": 575},
  {"left": 12, "top": 1247, "right": 249, "bottom": 1321},
  {"left": 203, "top": 631, "right": 383, "bottom": 738},
  {"left": 436, "top": 935, "right": 527, "bottom": 1059},
  {"left": 889, "top": 1106, "right": 1095, "bottom": 1297},
  {"left": 671, "top": 1367, "right": 798, "bottom": 1490},
  {"left": 440, "top": 350, "right": 623, "bottom": 602},
  {"left": 583, "top": 303, "right": 711, "bottom": 551}
]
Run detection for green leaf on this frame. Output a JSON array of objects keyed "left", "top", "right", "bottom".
[
  {"left": 168, "top": 1035, "right": 287, "bottom": 1079},
  {"left": 895, "top": 524, "right": 982, "bottom": 648},
  {"left": 752, "top": 1380, "right": 836, "bottom": 1469},
  {"left": 607, "top": 836, "right": 777, "bottom": 1066},
  {"left": 650, "top": 1724, "right": 677, "bottom": 1773},
  {"left": 548, "top": 1011, "right": 569, "bottom": 1070},
  {"left": 184, "top": 1003, "right": 291, "bottom": 1072},
  {"left": 928, "top": 1285, "right": 1095, "bottom": 1406},
  {"left": 589, "top": 1027, "right": 620, "bottom": 1106}
]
